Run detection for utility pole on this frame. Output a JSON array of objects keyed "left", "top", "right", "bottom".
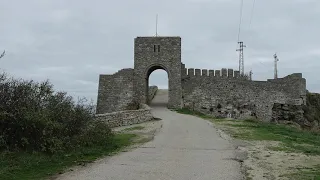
[
  {"left": 274, "top": 53, "right": 279, "bottom": 79},
  {"left": 236, "top": 42, "right": 246, "bottom": 76}
]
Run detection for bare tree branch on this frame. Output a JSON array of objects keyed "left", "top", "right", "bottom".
[{"left": 0, "top": 50, "right": 5, "bottom": 59}]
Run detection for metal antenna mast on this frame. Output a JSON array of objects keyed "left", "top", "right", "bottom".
[
  {"left": 236, "top": 42, "right": 246, "bottom": 75},
  {"left": 155, "top": 14, "right": 158, "bottom": 37},
  {"left": 274, "top": 53, "right": 279, "bottom": 79}
]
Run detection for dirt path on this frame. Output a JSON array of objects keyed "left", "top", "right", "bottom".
[{"left": 56, "top": 90, "right": 243, "bottom": 180}]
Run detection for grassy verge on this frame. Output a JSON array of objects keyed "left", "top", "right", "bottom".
[
  {"left": 0, "top": 133, "right": 136, "bottom": 180},
  {"left": 176, "top": 108, "right": 320, "bottom": 155},
  {"left": 282, "top": 165, "right": 320, "bottom": 180},
  {"left": 212, "top": 119, "right": 320, "bottom": 155},
  {"left": 176, "top": 108, "right": 320, "bottom": 179}
]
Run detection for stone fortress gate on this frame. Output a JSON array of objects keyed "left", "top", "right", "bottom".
[
  {"left": 134, "top": 37, "right": 182, "bottom": 109},
  {"left": 97, "top": 36, "right": 307, "bottom": 122}
]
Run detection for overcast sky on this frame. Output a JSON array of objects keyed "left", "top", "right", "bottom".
[{"left": 0, "top": 0, "right": 319, "bottom": 103}]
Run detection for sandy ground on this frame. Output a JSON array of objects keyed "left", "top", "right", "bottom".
[
  {"left": 114, "top": 119, "right": 164, "bottom": 147},
  {"left": 56, "top": 90, "right": 243, "bottom": 180},
  {"left": 213, "top": 122, "right": 320, "bottom": 180},
  {"left": 242, "top": 141, "right": 320, "bottom": 180}
]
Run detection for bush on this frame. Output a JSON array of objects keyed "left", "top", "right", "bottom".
[
  {"left": 74, "top": 120, "right": 113, "bottom": 147},
  {"left": 0, "top": 73, "right": 112, "bottom": 153}
]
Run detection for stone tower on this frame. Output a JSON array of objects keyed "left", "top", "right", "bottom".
[{"left": 133, "top": 36, "right": 182, "bottom": 109}]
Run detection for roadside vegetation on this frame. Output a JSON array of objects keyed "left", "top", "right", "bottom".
[
  {"left": 176, "top": 108, "right": 320, "bottom": 155},
  {"left": 0, "top": 72, "right": 136, "bottom": 180},
  {"left": 211, "top": 119, "right": 320, "bottom": 155},
  {"left": 176, "top": 108, "right": 320, "bottom": 179}
]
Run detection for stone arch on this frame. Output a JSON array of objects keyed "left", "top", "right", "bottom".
[
  {"left": 144, "top": 63, "right": 170, "bottom": 104},
  {"left": 144, "top": 63, "right": 170, "bottom": 78},
  {"left": 133, "top": 36, "right": 182, "bottom": 109}
]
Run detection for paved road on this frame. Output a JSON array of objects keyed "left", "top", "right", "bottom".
[{"left": 58, "top": 90, "right": 242, "bottom": 180}]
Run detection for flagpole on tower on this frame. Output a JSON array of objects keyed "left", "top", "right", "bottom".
[{"left": 155, "top": 14, "right": 158, "bottom": 37}]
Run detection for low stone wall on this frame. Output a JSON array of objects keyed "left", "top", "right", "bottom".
[
  {"left": 148, "top": 86, "right": 158, "bottom": 103},
  {"left": 94, "top": 104, "right": 154, "bottom": 128}
]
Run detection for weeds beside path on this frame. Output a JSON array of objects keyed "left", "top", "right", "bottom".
[
  {"left": 176, "top": 108, "right": 320, "bottom": 180},
  {"left": 0, "top": 133, "right": 136, "bottom": 180},
  {"left": 0, "top": 119, "right": 162, "bottom": 180}
]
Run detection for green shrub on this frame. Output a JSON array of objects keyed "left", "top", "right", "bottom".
[
  {"left": 0, "top": 73, "right": 111, "bottom": 154},
  {"left": 74, "top": 120, "right": 113, "bottom": 147}
]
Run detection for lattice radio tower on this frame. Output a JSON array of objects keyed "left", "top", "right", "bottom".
[
  {"left": 236, "top": 42, "right": 246, "bottom": 75},
  {"left": 274, "top": 53, "right": 279, "bottom": 79}
]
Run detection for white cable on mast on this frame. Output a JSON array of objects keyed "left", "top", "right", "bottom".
[
  {"left": 249, "top": 0, "right": 256, "bottom": 29},
  {"left": 237, "top": 0, "right": 244, "bottom": 42}
]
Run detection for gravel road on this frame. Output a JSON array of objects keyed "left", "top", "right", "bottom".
[{"left": 57, "top": 90, "right": 242, "bottom": 180}]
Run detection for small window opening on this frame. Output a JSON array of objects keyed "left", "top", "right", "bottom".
[{"left": 153, "top": 45, "right": 161, "bottom": 52}]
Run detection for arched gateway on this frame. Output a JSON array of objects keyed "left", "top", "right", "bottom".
[{"left": 96, "top": 36, "right": 182, "bottom": 114}]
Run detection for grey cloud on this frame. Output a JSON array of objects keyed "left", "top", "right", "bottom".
[{"left": 0, "top": 0, "right": 319, "bottom": 103}]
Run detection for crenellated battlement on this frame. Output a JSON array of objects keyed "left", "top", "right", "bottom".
[{"left": 184, "top": 67, "right": 241, "bottom": 78}]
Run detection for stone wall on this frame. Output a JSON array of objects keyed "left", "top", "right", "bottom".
[
  {"left": 302, "top": 92, "right": 320, "bottom": 129},
  {"left": 96, "top": 68, "right": 135, "bottom": 114},
  {"left": 148, "top": 86, "right": 158, "bottom": 103},
  {"left": 96, "top": 36, "right": 307, "bottom": 123},
  {"left": 95, "top": 104, "right": 153, "bottom": 128},
  {"left": 182, "top": 67, "right": 306, "bottom": 122},
  {"left": 271, "top": 103, "right": 308, "bottom": 128}
]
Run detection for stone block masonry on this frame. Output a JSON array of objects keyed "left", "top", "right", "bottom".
[
  {"left": 96, "top": 68, "right": 135, "bottom": 114},
  {"left": 271, "top": 103, "right": 307, "bottom": 128},
  {"left": 182, "top": 67, "right": 306, "bottom": 121},
  {"left": 95, "top": 104, "right": 153, "bottom": 128},
  {"left": 134, "top": 37, "right": 182, "bottom": 109},
  {"left": 148, "top": 86, "right": 158, "bottom": 104},
  {"left": 96, "top": 36, "right": 307, "bottom": 123}
]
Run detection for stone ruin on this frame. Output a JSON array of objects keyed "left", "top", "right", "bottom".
[{"left": 96, "top": 36, "right": 307, "bottom": 122}]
